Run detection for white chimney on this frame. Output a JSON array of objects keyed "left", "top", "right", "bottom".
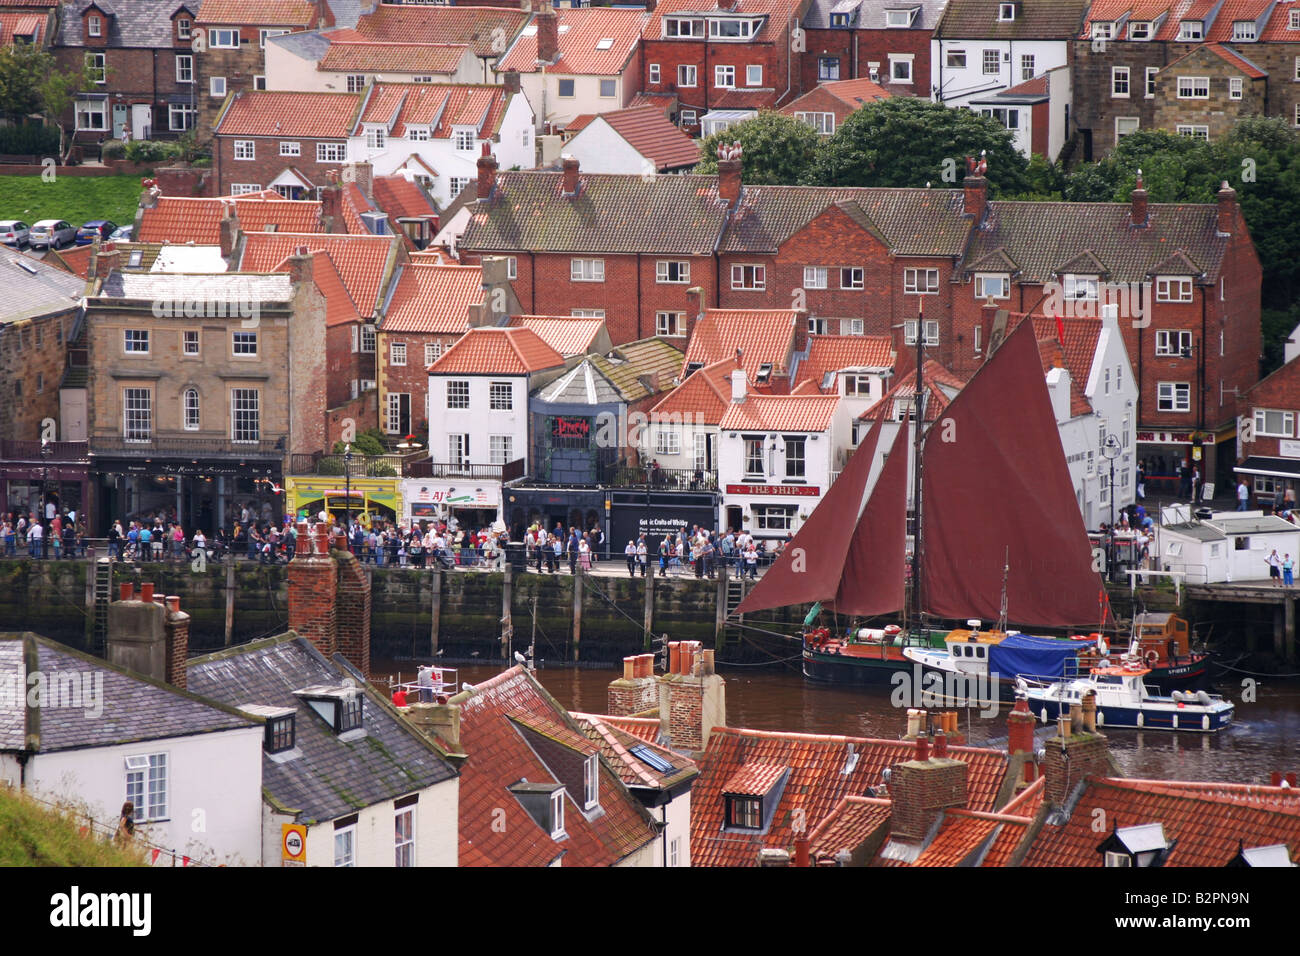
[{"left": 731, "top": 369, "right": 747, "bottom": 403}]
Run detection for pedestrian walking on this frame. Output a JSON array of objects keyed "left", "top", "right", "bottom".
[
  {"left": 1237, "top": 479, "right": 1250, "bottom": 511},
  {"left": 1268, "top": 549, "right": 1282, "bottom": 586},
  {"left": 636, "top": 536, "right": 648, "bottom": 576},
  {"left": 625, "top": 540, "right": 636, "bottom": 576},
  {"left": 1285, "top": 554, "right": 1295, "bottom": 588},
  {"left": 579, "top": 535, "right": 591, "bottom": 572}
]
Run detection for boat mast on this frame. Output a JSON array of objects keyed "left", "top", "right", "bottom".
[{"left": 910, "top": 298, "right": 925, "bottom": 640}]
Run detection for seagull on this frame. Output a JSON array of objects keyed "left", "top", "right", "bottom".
[
  {"left": 470, "top": 650, "right": 481, "bottom": 658},
  {"left": 435, "top": 648, "right": 444, "bottom": 657}
]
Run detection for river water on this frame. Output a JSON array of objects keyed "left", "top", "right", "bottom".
[{"left": 374, "top": 658, "right": 1300, "bottom": 785}]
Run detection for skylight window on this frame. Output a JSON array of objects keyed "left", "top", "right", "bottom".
[
  {"left": 595, "top": 37, "right": 614, "bottom": 50},
  {"left": 631, "top": 744, "right": 674, "bottom": 773}
]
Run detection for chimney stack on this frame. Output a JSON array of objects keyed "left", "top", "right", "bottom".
[
  {"left": 320, "top": 181, "right": 341, "bottom": 233},
  {"left": 502, "top": 70, "right": 521, "bottom": 94},
  {"left": 536, "top": 10, "right": 559, "bottom": 65},
  {"left": 139, "top": 177, "right": 160, "bottom": 209},
  {"left": 92, "top": 241, "right": 121, "bottom": 281},
  {"left": 1217, "top": 180, "right": 1236, "bottom": 236},
  {"left": 889, "top": 739, "right": 968, "bottom": 844},
  {"left": 219, "top": 206, "right": 239, "bottom": 260},
  {"left": 561, "top": 154, "right": 580, "bottom": 196},
  {"left": 343, "top": 161, "right": 373, "bottom": 202},
  {"left": 1042, "top": 709, "right": 1116, "bottom": 808},
  {"left": 963, "top": 154, "right": 988, "bottom": 221},
  {"left": 794, "top": 834, "right": 810, "bottom": 867},
  {"left": 730, "top": 368, "right": 747, "bottom": 403},
  {"left": 405, "top": 701, "right": 464, "bottom": 755},
  {"left": 287, "top": 246, "right": 314, "bottom": 289},
  {"left": 717, "top": 144, "right": 743, "bottom": 207},
  {"left": 1130, "top": 168, "right": 1148, "bottom": 227},
  {"left": 163, "top": 595, "right": 190, "bottom": 690},
  {"left": 657, "top": 641, "right": 725, "bottom": 754},
  {"left": 607, "top": 653, "right": 658, "bottom": 715},
  {"left": 477, "top": 142, "right": 499, "bottom": 200},
  {"left": 288, "top": 520, "right": 340, "bottom": 659},
  {"left": 106, "top": 584, "right": 187, "bottom": 688},
  {"left": 1081, "top": 689, "right": 1097, "bottom": 733}
]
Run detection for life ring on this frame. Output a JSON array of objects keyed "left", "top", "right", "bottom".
[{"left": 1145, "top": 650, "right": 1159, "bottom": 665}]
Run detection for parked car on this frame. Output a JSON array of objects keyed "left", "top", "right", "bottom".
[
  {"left": 28, "top": 219, "right": 76, "bottom": 250},
  {"left": 107, "top": 224, "right": 133, "bottom": 242},
  {"left": 75, "top": 220, "right": 118, "bottom": 244},
  {"left": 0, "top": 220, "right": 30, "bottom": 246}
]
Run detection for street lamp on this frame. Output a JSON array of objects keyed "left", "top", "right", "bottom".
[
  {"left": 40, "top": 437, "right": 51, "bottom": 559},
  {"left": 1101, "top": 433, "right": 1122, "bottom": 582},
  {"left": 343, "top": 442, "right": 353, "bottom": 536}
]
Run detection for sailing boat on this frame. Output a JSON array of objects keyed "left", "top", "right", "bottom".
[{"left": 735, "top": 312, "right": 1110, "bottom": 685}]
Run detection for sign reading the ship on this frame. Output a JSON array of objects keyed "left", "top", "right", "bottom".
[{"left": 725, "top": 484, "right": 820, "bottom": 497}]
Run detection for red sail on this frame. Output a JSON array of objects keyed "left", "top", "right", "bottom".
[
  {"left": 834, "top": 415, "right": 909, "bottom": 616},
  {"left": 735, "top": 413, "right": 884, "bottom": 615},
  {"left": 920, "top": 318, "right": 1104, "bottom": 627}
]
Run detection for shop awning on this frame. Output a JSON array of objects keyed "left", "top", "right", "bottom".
[{"left": 1234, "top": 456, "right": 1300, "bottom": 480}]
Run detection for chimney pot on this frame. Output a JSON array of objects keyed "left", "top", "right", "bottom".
[
  {"left": 915, "top": 733, "right": 930, "bottom": 762},
  {"left": 140, "top": 582, "right": 155, "bottom": 603},
  {"left": 623, "top": 656, "right": 637, "bottom": 680},
  {"left": 794, "top": 834, "right": 810, "bottom": 868},
  {"left": 933, "top": 729, "right": 948, "bottom": 758},
  {"left": 668, "top": 641, "right": 681, "bottom": 674},
  {"left": 120, "top": 582, "right": 134, "bottom": 602},
  {"left": 166, "top": 595, "right": 180, "bottom": 613}
]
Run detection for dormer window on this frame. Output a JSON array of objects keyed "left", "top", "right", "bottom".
[
  {"left": 830, "top": 12, "right": 851, "bottom": 26},
  {"left": 551, "top": 789, "right": 566, "bottom": 837},
  {"left": 176, "top": 18, "right": 191, "bottom": 40},
  {"left": 88, "top": 14, "right": 102, "bottom": 37},
  {"left": 1097, "top": 823, "right": 1175, "bottom": 867},
  {"left": 1063, "top": 274, "right": 1098, "bottom": 301},
  {"left": 1179, "top": 21, "right": 1203, "bottom": 40},
  {"left": 885, "top": 8, "right": 916, "bottom": 28},
  {"left": 756, "top": 363, "right": 773, "bottom": 384},
  {"left": 1091, "top": 22, "right": 1113, "bottom": 41},
  {"left": 1128, "top": 21, "right": 1150, "bottom": 40},
  {"left": 664, "top": 17, "right": 705, "bottom": 37},
  {"left": 722, "top": 762, "right": 789, "bottom": 832},
  {"left": 582, "top": 754, "right": 599, "bottom": 809},
  {"left": 1228, "top": 843, "right": 1297, "bottom": 867},
  {"left": 998, "top": 3, "right": 1016, "bottom": 21},
  {"left": 727, "top": 795, "right": 762, "bottom": 828},
  {"left": 684, "top": 362, "right": 704, "bottom": 377},
  {"left": 266, "top": 713, "right": 295, "bottom": 751},
  {"left": 1231, "top": 21, "right": 1256, "bottom": 41},
  {"left": 296, "top": 685, "right": 364, "bottom": 734}
]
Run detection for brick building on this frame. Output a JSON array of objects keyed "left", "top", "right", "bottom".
[
  {"left": 798, "top": 0, "right": 940, "bottom": 97},
  {"left": 1151, "top": 44, "right": 1268, "bottom": 142},
  {"left": 779, "top": 76, "right": 891, "bottom": 135},
  {"left": 638, "top": 0, "right": 812, "bottom": 134},
  {"left": 53, "top": 0, "right": 199, "bottom": 144},
  {"left": 1236, "top": 354, "right": 1300, "bottom": 507},
  {"left": 193, "top": 0, "right": 330, "bottom": 139},
  {"left": 348, "top": 2, "right": 531, "bottom": 85}
]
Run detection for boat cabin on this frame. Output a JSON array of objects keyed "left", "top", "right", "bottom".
[{"left": 943, "top": 624, "right": 1009, "bottom": 674}]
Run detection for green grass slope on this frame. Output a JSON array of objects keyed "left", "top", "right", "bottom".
[
  {"left": 0, "top": 174, "right": 141, "bottom": 230},
  {"left": 0, "top": 787, "right": 146, "bottom": 867}
]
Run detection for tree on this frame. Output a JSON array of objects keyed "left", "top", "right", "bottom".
[
  {"left": 692, "top": 110, "right": 820, "bottom": 185},
  {"left": 39, "top": 54, "right": 101, "bottom": 162},
  {"left": 0, "top": 43, "right": 51, "bottom": 122},
  {"left": 803, "top": 97, "right": 1029, "bottom": 194}
]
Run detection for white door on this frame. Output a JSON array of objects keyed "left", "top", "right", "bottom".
[{"left": 131, "top": 104, "right": 151, "bottom": 140}]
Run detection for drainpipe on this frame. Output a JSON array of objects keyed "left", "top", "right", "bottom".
[{"left": 661, "top": 804, "right": 668, "bottom": 867}]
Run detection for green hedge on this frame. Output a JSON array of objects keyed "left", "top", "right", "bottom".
[
  {"left": 123, "top": 140, "right": 182, "bottom": 164},
  {"left": 0, "top": 124, "right": 60, "bottom": 156}
]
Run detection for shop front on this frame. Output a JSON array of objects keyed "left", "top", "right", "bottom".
[
  {"left": 608, "top": 489, "right": 719, "bottom": 553},
  {"left": 504, "top": 486, "right": 608, "bottom": 550},
  {"left": 0, "top": 440, "right": 90, "bottom": 523},
  {"left": 1234, "top": 450, "right": 1300, "bottom": 510},
  {"left": 722, "top": 482, "right": 822, "bottom": 546},
  {"left": 1136, "top": 428, "right": 1224, "bottom": 499},
  {"left": 400, "top": 478, "right": 501, "bottom": 530},
  {"left": 286, "top": 475, "right": 402, "bottom": 529},
  {"left": 93, "top": 457, "right": 281, "bottom": 535}
]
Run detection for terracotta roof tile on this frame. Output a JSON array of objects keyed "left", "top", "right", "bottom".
[
  {"left": 303, "top": 250, "right": 360, "bottom": 328},
  {"left": 692, "top": 727, "right": 1010, "bottom": 868},
  {"left": 352, "top": 4, "right": 530, "bottom": 57},
  {"left": 999, "top": 774, "right": 1046, "bottom": 817},
  {"left": 357, "top": 82, "right": 509, "bottom": 140},
  {"left": 371, "top": 174, "right": 438, "bottom": 227},
  {"left": 340, "top": 182, "right": 372, "bottom": 236},
  {"left": 570, "top": 713, "right": 697, "bottom": 790},
  {"left": 1020, "top": 777, "right": 1300, "bottom": 867},
  {"left": 602, "top": 107, "right": 700, "bottom": 171},
  {"left": 138, "top": 195, "right": 323, "bottom": 244},
  {"left": 46, "top": 243, "right": 95, "bottom": 279},
  {"left": 196, "top": 0, "right": 317, "bottom": 24},
  {"left": 1260, "top": 1, "right": 1300, "bottom": 41},
  {"left": 794, "top": 334, "right": 895, "bottom": 391},
  {"left": 240, "top": 231, "right": 396, "bottom": 317},
  {"left": 718, "top": 394, "right": 840, "bottom": 433},
  {"left": 1185, "top": 42, "right": 1268, "bottom": 79},
  {"left": 596, "top": 715, "right": 662, "bottom": 743},
  {"left": 1028, "top": 314, "right": 1101, "bottom": 417},
  {"left": 215, "top": 91, "right": 360, "bottom": 139},
  {"left": 381, "top": 262, "right": 481, "bottom": 335},
  {"left": 1205, "top": 0, "right": 1274, "bottom": 40},
  {"left": 682, "top": 309, "right": 799, "bottom": 376},
  {"left": 429, "top": 326, "right": 565, "bottom": 375},
  {"left": 499, "top": 7, "right": 646, "bottom": 75},
  {"left": 651, "top": 356, "right": 739, "bottom": 424},
  {"left": 0, "top": 12, "right": 45, "bottom": 44},
  {"left": 454, "top": 666, "right": 660, "bottom": 866},
  {"left": 507, "top": 315, "right": 605, "bottom": 356},
  {"left": 780, "top": 78, "right": 892, "bottom": 126},
  {"left": 318, "top": 40, "right": 471, "bottom": 74},
  {"left": 808, "top": 796, "right": 894, "bottom": 864}
]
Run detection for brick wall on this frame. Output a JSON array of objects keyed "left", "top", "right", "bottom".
[
  {"left": 0, "top": 310, "right": 77, "bottom": 443},
  {"left": 53, "top": 43, "right": 193, "bottom": 144},
  {"left": 326, "top": 390, "right": 379, "bottom": 447},
  {"left": 378, "top": 329, "right": 461, "bottom": 433},
  {"left": 889, "top": 755, "right": 968, "bottom": 843},
  {"left": 163, "top": 595, "right": 190, "bottom": 691},
  {"left": 215, "top": 134, "right": 344, "bottom": 195},
  {"left": 1042, "top": 729, "right": 1113, "bottom": 807},
  {"left": 1242, "top": 359, "right": 1300, "bottom": 460},
  {"left": 333, "top": 541, "right": 372, "bottom": 676},
  {"left": 287, "top": 525, "right": 338, "bottom": 656}
]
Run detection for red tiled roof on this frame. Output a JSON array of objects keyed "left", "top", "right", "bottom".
[
  {"left": 353, "top": 4, "right": 531, "bottom": 58},
  {"left": 1205, "top": 0, "right": 1274, "bottom": 40},
  {"left": 1260, "top": 1, "right": 1300, "bottom": 41},
  {"left": 303, "top": 250, "right": 360, "bottom": 328},
  {"left": 1027, "top": 314, "right": 1102, "bottom": 418},
  {"left": 1020, "top": 777, "right": 1300, "bottom": 867},
  {"left": 196, "top": 0, "right": 318, "bottom": 25},
  {"left": 1000, "top": 74, "right": 1050, "bottom": 96},
  {"left": 382, "top": 262, "right": 482, "bottom": 336},
  {"left": 499, "top": 7, "right": 646, "bottom": 75},
  {"left": 1082, "top": 0, "right": 1218, "bottom": 41},
  {"left": 1200, "top": 43, "right": 1267, "bottom": 79},
  {"left": 570, "top": 713, "right": 696, "bottom": 790},
  {"left": 319, "top": 40, "right": 471, "bottom": 75},
  {"left": 215, "top": 91, "right": 360, "bottom": 139},
  {"left": 717, "top": 394, "right": 840, "bottom": 433},
  {"left": 138, "top": 195, "right": 323, "bottom": 244},
  {"left": 650, "top": 356, "right": 739, "bottom": 424},
  {"left": 454, "top": 666, "right": 660, "bottom": 867},
  {"left": 429, "top": 326, "right": 564, "bottom": 375},
  {"left": 565, "top": 113, "right": 596, "bottom": 134},
  {"left": 507, "top": 315, "right": 604, "bottom": 356},
  {"left": 903, "top": 809, "right": 1034, "bottom": 867},
  {"left": 809, "top": 796, "right": 893, "bottom": 864},
  {"left": 598, "top": 715, "right": 661, "bottom": 742},
  {"left": 0, "top": 12, "right": 44, "bottom": 44},
  {"left": 863, "top": 360, "right": 968, "bottom": 423},
  {"left": 691, "top": 727, "right": 1010, "bottom": 868},
  {"left": 722, "top": 762, "right": 788, "bottom": 797},
  {"left": 794, "top": 335, "right": 895, "bottom": 391},
  {"left": 1000, "top": 774, "right": 1046, "bottom": 818},
  {"left": 46, "top": 243, "right": 94, "bottom": 280},
  {"left": 357, "top": 83, "right": 508, "bottom": 139},
  {"left": 682, "top": 309, "right": 798, "bottom": 376},
  {"left": 240, "top": 231, "right": 396, "bottom": 317},
  {"left": 781, "top": 78, "right": 892, "bottom": 126},
  {"left": 586, "top": 106, "right": 701, "bottom": 172}
]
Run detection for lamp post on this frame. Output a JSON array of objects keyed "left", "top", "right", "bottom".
[
  {"left": 40, "top": 437, "right": 51, "bottom": 559},
  {"left": 1102, "top": 433, "right": 1121, "bottom": 582},
  {"left": 343, "top": 442, "right": 353, "bottom": 538}
]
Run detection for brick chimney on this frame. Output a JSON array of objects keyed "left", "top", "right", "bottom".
[
  {"left": 1130, "top": 168, "right": 1148, "bottom": 227},
  {"left": 139, "top": 177, "right": 160, "bottom": 209},
  {"left": 91, "top": 241, "right": 120, "bottom": 281},
  {"left": 1217, "top": 180, "right": 1236, "bottom": 236},
  {"left": 657, "top": 642, "right": 725, "bottom": 754},
  {"left": 502, "top": 70, "right": 521, "bottom": 94},
  {"left": 1042, "top": 693, "right": 1117, "bottom": 809},
  {"left": 561, "top": 154, "right": 580, "bottom": 196},
  {"left": 718, "top": 152, "right": 742, "bottom": 207},
  {"left": 477, "top": 142, "right": 499, "bottom": 200},
  {"left": 536, "top": 10, "right": 559, "bottom": 65},
  {"left": 320, "top": 181, "right": 341, "bottom": 232},
  {"left": 105, "top": 584, "right": 187, "bottom": 688},
  {"left": 607, "top": 653, "right": 658, "bottom": 715},
  {"left": 963, "top": 154, "right": 988, "bottom": 221},
  {"left": 218, "top": 205, "right": 239, "bottom": 260},
  {"left": 333, "top": 542, "right": 372, "bottom": 677},
  {"left": 343, "top": 160, "right": 373, "bottom": 202},
  {"left": 405, "top": 701, "right": 464, "bottom": 755},
  {"left": 288, "top": 522, "right": 339, "bottom": 658},
  {"left": 889, "top": 735, "right": 968, "bottom": 844},
  {"left": 163, "top": 595, "right": 190, "bottom": 690},
  {"left": 1006, "top": 695, "right": 1038, "bottom": 784},
  {"left": 287, "top": 245, "right": 314, "bottom": 289}
]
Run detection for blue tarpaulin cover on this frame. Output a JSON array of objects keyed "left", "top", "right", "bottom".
[{"left": 988, "top": 634, "right": 1079, "bottom": 680}]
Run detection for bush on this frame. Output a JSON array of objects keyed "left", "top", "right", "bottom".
[
  {"left": 317, "top": 458, "right": 344, "bottom": 476},
  {"left": 332, "top": 430, "right": 386, "bottom": 456},
  {"left": 100, "top": 139, "right": 126, "bottom": 161},
  {"left": 123, "top": 140, "right": 181, "bottom": 164},
  {"left": 0, "top": 123, "right": 59, "bottom": 156},
  {"left": 370, "top": 462, "right": 397, "bottom": 477}
]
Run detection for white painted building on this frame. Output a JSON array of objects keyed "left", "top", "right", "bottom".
[
  {"left": 265, "top": 30, "right": 482, "bottom": 93},
  {"left": 401, "top": 476, "right": 503, "bottom": 527},
  {"left": 967, "top": 64, "right": 1070, "bottom": 160},
  {"left": 1159, "top": 513, "right": 1300, "bottom": 584}
]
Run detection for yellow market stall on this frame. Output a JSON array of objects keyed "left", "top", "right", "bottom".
[{"left": 285, "top": 476, "right": 402, "bottom": 529}]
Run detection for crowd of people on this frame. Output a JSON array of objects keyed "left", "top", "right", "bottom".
[{"left": 1, "top": 504, "right": 85, "bottom": 559}]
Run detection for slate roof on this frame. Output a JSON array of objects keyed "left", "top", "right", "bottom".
[
  {"left": 351, "top": 3, "right": 530, "bottom": 58},
  {"left": 0, "top": 632, "right": 257, "bottom": 754},
  {"left": 56, "top": 0, "right": 197, "bottom": 47},
  {"left": 499, "top": 7, "right": 645, "bottom": 75},
  {"left": 793, "top": 334, "right": 895, "bottom": 391},
  {"left": 591, "top": 336, "right": 685, "bottom": 403},
  {"left": 452, "top": 665, "right": 660, "bottom": 866},
  {"left": 238, "top": 231, "right": 396, "bottom": 317},
  {"left": 187, "top": 634, "right": 458, "bottom": 824},
  {"left": 508, "top": 315, "right": 605, "bottom": 356},
  {"left": 0, "top": 250, "right": 86, "bottom": 322},
  {"left": 138, "top": 195, "right": 324, "bottom": 244},
  {"left": 428, "top": 325, "right": 565, "bottom": 375},
  {"left": 214, "top": 91, "right": 361, "bottom": 139},
  {"left": 318, "top": 39, "right": 470, "bottom": 74},
  {"left": 718, "top": 394, "right": 840, "bottom": 432},
  {"left": 462, "top": 171, "right": 730, "bottom": 255},
  {"left": 381, "top": 262, "right": 481, "bottom": 335},
  {"left": 682, "top": 309, "right": 799, "bottom": 374},
  {"left": 1018, "top": 777, "right": 1300, "bottom": 867},
  {"left": 934, "top": 0, "right": 1090, "bottom": 39},
  {"left": 570, "top": 713, "right": 697, "bottom": 790},
  {"left": 803, "top": 0, "right": 944, "bottom": 30},
  {"left": 266, "top": 25, "right": 331, "bottom": 59},
  {"left": 195, "top": 0, "right": 317, "bottom": 25},
  {"left": 970, "top": 201, "right": 1231, "bottom": 284},
  {"left": 692, "top": 727, "right": 1011, "bottom": 867},
  {"left": 571, "top": 107, "right": 701, "bottom": 172},
  {"left": 99, "top": 270, "right": 294, "bottom": 302},
  {"left": 645, "top": 0, "right": 808, "bottom": 40}
]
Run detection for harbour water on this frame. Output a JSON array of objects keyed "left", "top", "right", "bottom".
[{"left": 377, "top": 658, "right": 1300, "bottom": 784}]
